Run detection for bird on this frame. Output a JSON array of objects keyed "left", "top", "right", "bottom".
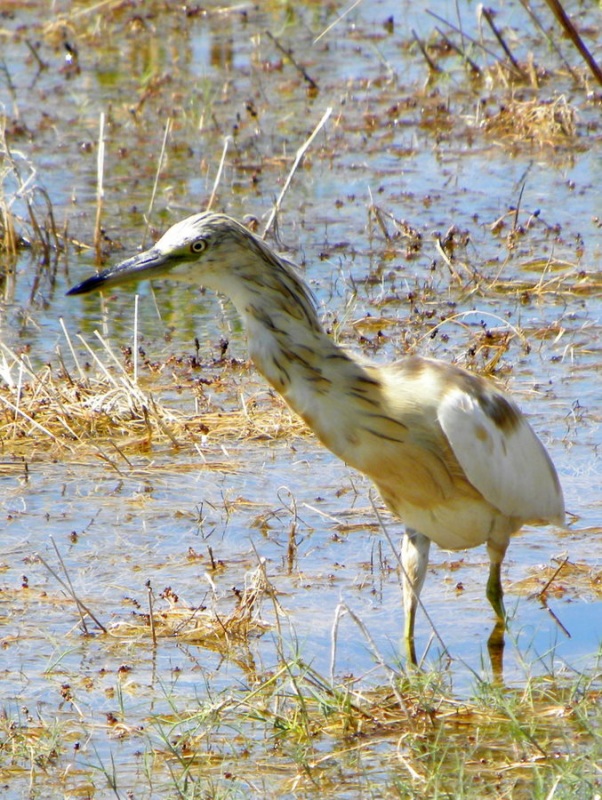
[{"left": 68, "top": 211, "right": 565, "bottom": 664}]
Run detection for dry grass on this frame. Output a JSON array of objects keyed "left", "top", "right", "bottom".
[
  {"left": 112, "top": 561, "right": 273, "bottom": 648},
  {"left": 480, "top": 95, "right": 578, "bottom": 146},
  {"left": 0, "top": 333, "right": 308, "bottom": 464},
  {"left": 513, "top": 556, "right": 602, "bottom": 601},
  {"left": 0, "top": 118, "right": 64, "bottom": 275}
]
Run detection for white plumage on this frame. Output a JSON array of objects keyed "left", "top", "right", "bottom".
[{"left": 439, "top": 385, "right": 563, "bottom": 524}]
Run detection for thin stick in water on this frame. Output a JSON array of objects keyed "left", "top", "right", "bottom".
[
  {"left": 313, "top": 0, "right": 363, "bottom": 44},
  {"left": 412, "top": 29, "right": 440, "bottom": 73},
  {"left": 479, "top": 6, "right": 525, "bottom": 77},
  {"left": 39, "top": 537, "right": 108, "bottom": 633},
  {"left": 94, "top": 112, "right": 105, "bottom": 266},
  {"left": 133, "top": 294, "right": 139, "bottom": 384},
  {"left": 543, "top": 0, "right": 602, "bottom": 86},
  {"left": 59, "top": 316, "right": 86, "bottom": 381},
  {"left": 262, "top": 107, "right": 332, "bottom": 239},
  {"left": 265, "top": 30, "right": 318, "bottom": 91},
  {"left": 143, "top": 117, "right": 172, "bottom": 249},
  {"left": 206, "top": 135, "right": 231, "bottom": 212},
  {"left": 147, "top": 580, "right": 157, "bottom": 645}
]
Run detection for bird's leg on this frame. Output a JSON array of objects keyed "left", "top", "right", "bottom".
[
  {"left": 401, "top": 528, "right": 431, "bottom": 665},
  {"left": 485, "top": 538, "right": 509, "bottom": 680},
  {"left": 485, "top": 539, "right": 509, "bottom": 622}
]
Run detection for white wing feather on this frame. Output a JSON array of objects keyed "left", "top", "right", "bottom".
[{"left": 438, "top": 388, "right": 564, "bottom": 524}]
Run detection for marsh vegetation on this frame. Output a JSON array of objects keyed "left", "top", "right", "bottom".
[{"left": 0, "top": 1, "right": 601, "bottom": 797}]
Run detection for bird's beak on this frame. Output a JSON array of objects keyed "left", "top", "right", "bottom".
[{"left": 66, "top": 246, "right": 175, "bottom": 296}]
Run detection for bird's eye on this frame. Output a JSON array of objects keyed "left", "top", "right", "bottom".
[{"left": 191, "top": 239, "right": 207, "bottom": 254}]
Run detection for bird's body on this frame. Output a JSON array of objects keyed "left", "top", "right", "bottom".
[{"left": 68, "top": 212, "right": 565, "bottom": 660}]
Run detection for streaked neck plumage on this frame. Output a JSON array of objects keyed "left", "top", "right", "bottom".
[{"left": 198, "top": 233, "right": 367, "bottom": 448}]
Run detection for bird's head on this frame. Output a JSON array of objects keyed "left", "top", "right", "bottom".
[
  {"left": 67, "top": 211, "right": 320, "bottom": 332},
  {"left": 67, "top": 212, "right": 260, "bottom": 296}
]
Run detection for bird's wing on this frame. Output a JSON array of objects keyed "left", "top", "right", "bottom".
[{"left": 437, "top": 387, "right": 564, "bottom": 524}]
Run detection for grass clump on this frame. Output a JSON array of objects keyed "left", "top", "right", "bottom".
[
  {"left": 2, "top": 641, "right": 600, "bottom": 798},
  {"left": 131, "top": 645, "right": 602, "bottom": 799},
  {"left": 0, "top": 327, "right": 307, "bottom": 465},
  {"left": 480, "top": 95, "right": 578, "bottom": 147}
]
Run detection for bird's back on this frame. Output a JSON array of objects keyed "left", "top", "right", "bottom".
[{"left": 317, "top": 355, "right": 564, "bottom": 551}]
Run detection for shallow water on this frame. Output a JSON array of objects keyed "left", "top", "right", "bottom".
[{"left": 1, "top": 0, "right": 601, "bottom": 795}]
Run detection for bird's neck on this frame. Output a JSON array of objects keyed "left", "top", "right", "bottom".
[
  {"left": 207, "top": 253, "right": 372, "bottom": 457},
  {"left": 242, "top": 303, "right": 366, "bottom": 454}
]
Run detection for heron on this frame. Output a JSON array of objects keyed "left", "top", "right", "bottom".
[{"left": 68, "top": 212, "right": 565, "bottom": 663}]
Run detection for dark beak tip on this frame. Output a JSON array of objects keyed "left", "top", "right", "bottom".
[
  {"left": 66, "top": 248, "right": 164, "bottom": 297},
  {"left": 66, "top": 284, "right": 87, "bottom": 297},
  {"left": 66, "top": 274, "right": 108, "bottom": 296}
]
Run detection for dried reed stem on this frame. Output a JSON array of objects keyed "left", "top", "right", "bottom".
[
  {"left": 206, "top": 135, "right": 230, "bottom": 212},
  {"left": 262, "top": 106, "right": 332, "bottom": 239},
  {"left": 144, "top": 116, "right": 172, "bottom": 248},
  {"left": 38, "top": 537, "right": 108, "bottom": 634},
  {"left": 543, "top": 0, "right": 602, "bottom": 85},
  {"left": 94, "top": 112, "right": 105, "bottom": 266}
]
